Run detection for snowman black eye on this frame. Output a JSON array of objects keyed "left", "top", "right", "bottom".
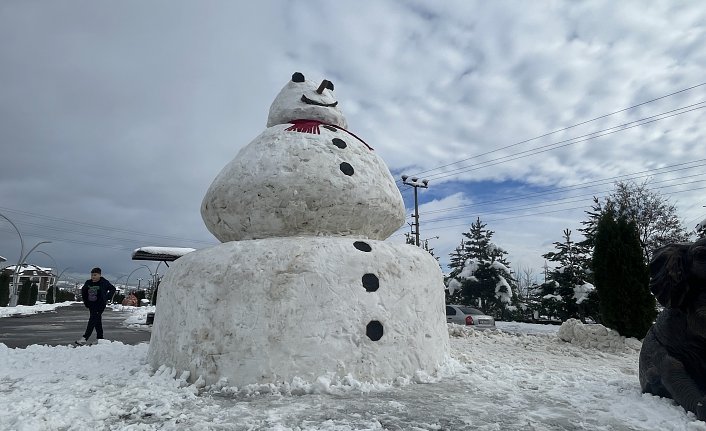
[
  {"left": 327, "top": 81, "right": 334, "bottom": 91},
  {"left": 292, "top": 72, "right": 305, "bottom": 83}
]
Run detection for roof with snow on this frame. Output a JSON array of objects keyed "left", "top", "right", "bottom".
[
  {"left": 131, "top": 246, "right": 196, "bottom": 262},
  {"left": 1, "top": 263, "right": 53, "bottom": 275}
]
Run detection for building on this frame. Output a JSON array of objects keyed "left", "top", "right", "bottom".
[{"left": 1, "top": 264, "right": 56, "bottom": 301}]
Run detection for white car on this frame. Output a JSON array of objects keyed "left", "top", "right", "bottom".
[{"left": 446, "top": 304, "right": 496, "bottom": 329}]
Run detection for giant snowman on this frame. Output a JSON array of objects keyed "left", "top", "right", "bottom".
[{"left": 148, "top": 72, "right": 449, "bottom": 387}]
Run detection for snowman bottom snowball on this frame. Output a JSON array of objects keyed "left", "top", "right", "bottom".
[{"left": 147, "top": 236, "right": 450, "bottom": 386}]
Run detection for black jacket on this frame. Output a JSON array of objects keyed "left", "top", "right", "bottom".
[{"left": 81, "top": 277, "right": 116, "bottom": 309}]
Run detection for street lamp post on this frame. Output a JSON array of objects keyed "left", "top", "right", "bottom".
[
  {"left": 0, "top": 212, "right": 24, "bottom": 307},
  {"left": 401, "top": 175, "right": 429, "bottom": 247},
  {"left": 124, "top": 265, "right": 151, "bottom": 296},
  {"left": 150, "top": 261, "right": 165, "bottom": 305}
]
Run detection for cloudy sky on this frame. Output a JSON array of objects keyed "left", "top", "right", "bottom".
[{"left": 1, "top": 0, "right": 705, "bottom": 287}]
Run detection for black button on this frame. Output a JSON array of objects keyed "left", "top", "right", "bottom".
[
  {"left": 362, "top": 274, "right": 379, "bottom": 292},
  {"left": 339, "top": 162, "right": 354, "bottom": 176},
  {"left": 354, "top": 241, "right": 372, "bottom": 252},
  {"left": 366, "top": 321, "right": 384, "bottom": 341}
]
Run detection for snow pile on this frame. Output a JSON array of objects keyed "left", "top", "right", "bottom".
[
  {"left": 447, "top": 323, "right": 503, "bottom": 339},
  {"left": 2, "top": 321, "right": 705, "bottom": 429},
  {"left": 109, "top": 304, "right": 156, "bottom": 326},
  {"left": 0, "top": 301, "right": 76, "bottom": 317},
  {"left": 206, "top": 368, "right": 442, "bottom": 398},
  {"left": 558, "top": 318, "right": 642, "bottom": 353},
  {"left": 448, "top": 323, "right": 480, "bottom": 338}
]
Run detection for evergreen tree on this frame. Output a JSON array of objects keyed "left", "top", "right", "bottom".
[
  {"left": 696, "top": 218, "right": 706, "bottom": 239},
  {"left": 113, "top": 292, "right": 126, "bottom": 305},
  {"left": 445, "top": 241, "right": 465, "bottom": 302},
  {"left": 446, "top": 218, "right": 519, "bottom": 319},
  {"left": 593, "top": 209, "right": 656, "bottom": 339},
  {"left": 29, "top": 283, "right": 38, "bottom": 306},
  {"left": 57, "top": 289, "right": 76, "bottom": 302},
  {"left": 540, "top": 229, "right": 597, "bottom": 322},
  {"left": 581, "top": 180, "right": 689, "bottom": 264},
  {"left": 406, "top": 231, "right": 440, "bottom": 266},
  {"left": 447, "top": 241, "right": 465, "bottom": 278},
  {"left": 46, "top": 285, "right": 55, "bottom": 304},
  {"left": 18, "top": 279, "right": 31, "bottom": 306},
  {"left": 135, "top": 290, "right": 146, "bottom": 306},
  {"left": 0, "top": 272, "right": 10, "bottom": 307}
]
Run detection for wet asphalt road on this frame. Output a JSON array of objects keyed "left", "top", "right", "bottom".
[{"left": 0, "top": 303, "right": 152, "bottom": 348}]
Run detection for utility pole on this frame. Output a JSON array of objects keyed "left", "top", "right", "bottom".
[{"left": 401, "top": 175, "right": 429, "bottom": 247}]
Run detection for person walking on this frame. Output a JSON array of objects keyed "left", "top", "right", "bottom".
[{"left": 76, "top": 267, "right": 116, "bottom": 345}]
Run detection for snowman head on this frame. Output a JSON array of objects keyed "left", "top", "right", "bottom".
[{"left": 267, "top": 72, "right": 348, "bottom": 129}]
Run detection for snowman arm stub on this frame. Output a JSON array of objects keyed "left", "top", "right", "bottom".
[{"left": 285, "top": 119, "right": 374, "bottom": 151}]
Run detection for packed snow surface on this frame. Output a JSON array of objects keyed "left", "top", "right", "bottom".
[
  {"left": 200, "top": 124, "right": 405, "bottom": 242},
  {"left": 149, "top": 237, "right": 448, "bottom": 386},
  {"left": 1, "top": 311, "right": 704, "bottom": 430},
  {"left": 267, "top": 73, "right": 348, "bottom": 129},
  {"left": 0, "top": 301, "right": 74, "bottom": 317}
]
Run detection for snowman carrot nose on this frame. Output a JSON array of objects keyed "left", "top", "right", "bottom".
[{"left": 316, "top": 80, "right": 334, "bottom": 94}]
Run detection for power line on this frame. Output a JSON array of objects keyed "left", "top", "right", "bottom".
[
  {"left": 395, "top": 184, "right": 706, "bottom": 236},
  {"left": 424, "top": 177, "right": 706, "bottom": 225},
  {"left": 422, "top": 161, "right": 705, "bottom": 216},
  {"left": 399, "top": 82, "right": 706, "bottom": 182},
  {"left": 416, "top": 103, "right": 705, "bottom": 184}
]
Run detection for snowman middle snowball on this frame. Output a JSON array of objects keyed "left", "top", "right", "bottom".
[{"left": 201, "top": 72, "right": 406, "bottom": 242}]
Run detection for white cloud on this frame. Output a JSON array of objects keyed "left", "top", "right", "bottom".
[{"left": 1, "top": 0, "right": 705, "bottom": 280}]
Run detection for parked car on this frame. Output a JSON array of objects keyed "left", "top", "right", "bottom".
[{"left": 445, "top": 304, "right": 496, "bottom": 329}]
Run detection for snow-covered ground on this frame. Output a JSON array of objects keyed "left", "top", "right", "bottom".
[
  {"left": 0, "top": 306, "right": 704, "bottom": 430},
  {"left": 0, "top": 301, "right": 77, "bottom": 317}
]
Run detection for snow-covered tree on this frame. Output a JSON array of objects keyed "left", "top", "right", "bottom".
[
  {"left": 445, "top": 218, "right": 519, "bottom": 319},
  {"left": 445, "top": 241, "right": 465, "bottom": 302},
  {"left": 696, "top": 218, "right": 706, "bottom": 239},
  {"left": 540, "top": 229, "right": 598, "bottom": 322},
  {"left": 581, "top": 180, "right": 690, "bottom": 264},
  {"left": 404, "top": 231, "right": 415, "bottom": 246}
]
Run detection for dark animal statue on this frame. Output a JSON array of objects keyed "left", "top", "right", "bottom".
[{"left": 639, "top": 237, "right": 706, "bottom": 420}]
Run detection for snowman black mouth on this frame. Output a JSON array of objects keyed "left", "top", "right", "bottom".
[{"left": 301, "top": 95, "right": 338, "bottom": 107}]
